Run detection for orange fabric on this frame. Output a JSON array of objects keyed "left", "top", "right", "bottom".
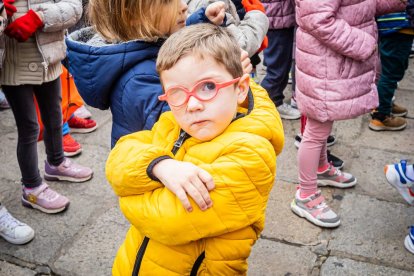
[
  {"left": 257, "top": 35, "right": 268, "bottom": 53},
  {"left": 37, "top": 65, "right": 84, "bottom": 141},
  {"left": 241, "top": 0, "right": 265, "bottom": 13}
]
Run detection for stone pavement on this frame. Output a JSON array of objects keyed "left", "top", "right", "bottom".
[{"left": 0, "top": 62, "right": 413, "bottom": 275}]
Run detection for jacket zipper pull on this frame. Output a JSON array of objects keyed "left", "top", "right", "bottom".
[{"left": 172, "top": 131, "right": 187, "bottom": 155}]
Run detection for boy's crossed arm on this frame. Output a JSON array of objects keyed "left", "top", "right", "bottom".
[{"left": 118, "top": 134, "right": 276, "bottom": 246}]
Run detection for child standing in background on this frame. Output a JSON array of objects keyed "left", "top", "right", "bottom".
[
  {"left": 260, "top": 0, "right": 301, "bottom": 120},
  {"left": 106, "top": 24, "right": 284, "bottom": 275},
  {"left": 0, "top": 0, "right": 93, "bottom": 244},
  {"left": 67, "top": 0, "right": 226, "bottom": 148},
  {"left": 292, "top": 0, "right": 406, "bottom": 228}
]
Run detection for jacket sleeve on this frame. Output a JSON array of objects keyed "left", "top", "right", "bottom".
[
  {"left": 296, "top": 0, "right": 376, "bottom": 61},
  {"left": 118, "top": 134, "right": 276, "bottom": 245},
  {"left": 225, "top": 10, "right": 269, "bottom": 57},
  {"left": 105, "top": 121, "right": 174, "bottom": 197},
  {"left": 34, "top": 0, "right": 82, "bottom": 32},
  {"left": 376, "top": 0, "right": 406, "bottom": 16}
]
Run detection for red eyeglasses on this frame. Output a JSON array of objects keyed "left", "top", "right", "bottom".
[{"left": 158, "top": 77, "right": 241, "bottom": 107}]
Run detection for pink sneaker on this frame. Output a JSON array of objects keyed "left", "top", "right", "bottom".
[
  {"left": 44, "top": 158, "right": 93, "bottom": 183},
  {"left": 22, "top": 183, "right": 70, "bottom": 214}
]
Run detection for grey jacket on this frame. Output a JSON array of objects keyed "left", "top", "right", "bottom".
[
  {"left": 0, "top": 0, "right": 82, "bottom": 70},
  {"left": 186, "top": 0, "right": 269, "bottom": 57}
]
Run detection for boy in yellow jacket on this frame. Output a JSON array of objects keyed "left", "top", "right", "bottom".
[{"left": 106, "top": 23, "right": 284, "bottom": 276}]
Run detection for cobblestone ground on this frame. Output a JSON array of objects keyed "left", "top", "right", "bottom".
[{"left": 0, "top": 61, "right": 413, "bottom": 275}]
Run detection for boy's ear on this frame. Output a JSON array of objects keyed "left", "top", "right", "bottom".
[{"left": 237, "top": 73, "right": 250, "bottom": 105}]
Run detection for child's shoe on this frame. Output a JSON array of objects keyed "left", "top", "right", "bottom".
[
  {"left": 0, "top": 206, "right": 34, "bottom": 244},
  {"left": 277, "top": 103, "right": 301, "bottom": 120},
  {"left": 327, "top": 150, "right": 344, "bottom": 169},
  {"left": 392, "top": 103, "right": 408, "bottom": 117},
  {"left": 22, "top": 183, "right": 70, "bottom": 214},
  {"left": 44, "top": 158, "right": 93, "bottom": 182},
  {"left": 384, "top": 160, "right": 414, "bottom": 205},
  {"left": 63, "top": 134, "right": 82, "bottom": 157},
  {"left": 404, "top": 225, "right": 414, "bottom": 254},
  {"left": 290, "top": 189, "right": 340, "bottom": 228},
  {"left": 369, "top": 112, "right": 406, "bottom": 131},
  {"left": 0, "top": 98, "right": 10, "bottom": 109},
  {"left": 317, "top": 164, "right": 357, "bottom": 188},
  {"left": 73, "top": 105, "right": 92, "bottom": 119},
  {"left": 294, "top": 134, "right": 336, "bottom": 149},
  {"left": 68, "top": 115, "right": 97, "bottom": 133}
]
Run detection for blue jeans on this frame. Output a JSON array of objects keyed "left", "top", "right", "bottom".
[{"left": 261, "top": 28, "right": 294, "bottom": 107}]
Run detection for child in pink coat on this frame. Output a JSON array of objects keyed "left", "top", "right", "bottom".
[{"left": 291, "top": 0, "right": 407, "bottom": 228}]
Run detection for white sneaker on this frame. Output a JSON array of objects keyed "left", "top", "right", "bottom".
[
  {"left": 0, "top": 206, "right": 34, "bottom": 244},
  {"left": 73, "top": 105, "right": 92, "bottom": 119},
  {"left": 277, "top": 103, "right": 301, "bottom": 120}
]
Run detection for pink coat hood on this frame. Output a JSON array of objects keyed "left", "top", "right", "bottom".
[{"left": 295, "top": 0, "right": 406, "bottom": 122}]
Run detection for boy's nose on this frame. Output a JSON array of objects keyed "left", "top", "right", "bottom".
[{"left": 186, "top": 96, "right": 203, "bottom": 111}]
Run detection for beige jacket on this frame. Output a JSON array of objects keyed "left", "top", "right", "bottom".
[{"left": 0, "top": 0, "right": 82, "bottom": 72}]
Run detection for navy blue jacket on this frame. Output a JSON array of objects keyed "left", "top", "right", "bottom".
[
  {"left": 66, "top": 28, "right": 168, "bottom": 147},
  {"left": 66, "top": 12, "right": 212, "bottom": 148}
]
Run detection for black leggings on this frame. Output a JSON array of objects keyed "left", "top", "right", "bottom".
[{"left": 3, "top": 78, "right": 64, "bottom": 188}]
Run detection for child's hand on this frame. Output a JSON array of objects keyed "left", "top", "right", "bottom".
[
  {"left": 240, "top": 49, "right": 252, "bottom": 74},
  {"left": 205, "top": 1, "right": 226, "bottom": 26},
  {"left": 153, "top": 159, "right": 215, "bottom": 212}
]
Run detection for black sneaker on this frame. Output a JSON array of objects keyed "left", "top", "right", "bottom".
[
  {"left": 327, "top": 150, "right": 344, "bottom": 169},
  {"left": 294, "top": 134, "right": 336, "bottom": 149}
]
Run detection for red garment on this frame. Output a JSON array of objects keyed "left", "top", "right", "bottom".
[
  {"left": 241, "top": 0, "right": 265, "bottom": 13},
  {"left": 5, "top": 10, "right": 43, "bottom": 42},
  {"left": 3, "top": 0, "right": 17, "bottom": 18}
]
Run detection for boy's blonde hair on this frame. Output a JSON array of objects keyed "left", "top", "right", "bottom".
[
  {"left": 89, "top": 0, "right": 180, "bottom": 42},
  {"left": 157, "top": 24, "right": 243, "bottom": 78}
]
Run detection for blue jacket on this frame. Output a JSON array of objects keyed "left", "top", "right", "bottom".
[
  {"left": 66, "top": 28, "right": 168, "bottom": 147},
  {"left": 377, "top": 12, "right": 411, "bottom": 36}
]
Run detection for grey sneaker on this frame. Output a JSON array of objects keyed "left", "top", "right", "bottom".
[
  {"left": 277, "top": 103, "right": 301, "bottom": 120},
  {"left": 44, "top": 158, "right": 93, "bottom": 182},
  {"left": 317, "top": 164, "right": 357, "bottom": 188},
  {"left": 0, "top": 206, "right": 35, "bottom": 244},
  {"left": 291, "top": 190, "right": 340, "bottom": 228}
]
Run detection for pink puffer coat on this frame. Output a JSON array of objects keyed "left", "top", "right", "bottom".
[
  {"left": 262, "top": 0, "right": 295, "bottom": 29},
  {"left": 295, "top": 0, "right": 406, "bottom": 122}
]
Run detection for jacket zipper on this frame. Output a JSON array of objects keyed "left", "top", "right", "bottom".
[{"left": 132, "top": 130, "right": 189, "bottom": 276}]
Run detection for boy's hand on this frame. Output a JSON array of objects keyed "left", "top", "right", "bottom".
[
  {"left": 205, "top": 1, "right": 226, "bottom": 26},
  {"left": 153, "top": 159, "right": 215, "bottom": 212},
  {"left": 240, "top": 49, "right": 252, "bottom": 74}
]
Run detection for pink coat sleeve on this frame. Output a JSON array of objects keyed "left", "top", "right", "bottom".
[
  {"left": 376, "top": 0, "right": 406, "bottom": 16},
  {"left": 296, "top": 0, "right": 376, "bottom": 61}
]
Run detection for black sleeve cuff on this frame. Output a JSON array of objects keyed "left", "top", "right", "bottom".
[{"left": 146, "top": 155, "right": 172, "bottom": 181}]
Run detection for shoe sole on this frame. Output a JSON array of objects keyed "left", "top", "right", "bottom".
[
  {"left": 392, "top": 111, "right": 408, "bottom": 117},
  {"left": 64, "top": 148, "right": 82, "bottom": 157},
  {"left": 290, "top": 200, "right": 340, "bottom": 228},
  {"left": 317, "top": 177, "right": 357, "bottom": 188},
  {"left": 384, "top": 166, "right": 414, "bottom": 205},
  {"left": 21, "top": 196, "right": 70, "bottom": 214},
  {"left": 369, "top": 123, "right": 407, "bottom": 131},
  {"left": 0, "top": 230, "right": 35, "bottom": 245},
  {"left": 405, "top": 235, "right": 414, "bottom": 254},
  {"left": 44, "top": 173, "right": 93, "bottom": 183},
  {"left": 69, "top": 124, "right": 98, "bottom": 134},
  {"left": 280, "top": 114, "right": 301, "bottom": 120}
]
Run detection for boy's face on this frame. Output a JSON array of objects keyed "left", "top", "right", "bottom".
[{"left": 161, "top": 54, "right": 249, "bottom": 141}]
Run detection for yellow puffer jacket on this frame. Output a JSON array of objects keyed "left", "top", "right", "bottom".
[{"left": 106, "top": 80, "right": 284, "bottom": 276}]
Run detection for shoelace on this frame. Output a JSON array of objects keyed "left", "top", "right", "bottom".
[{"left": 0, "top": 211, "right": 22, "bottom": 231}]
